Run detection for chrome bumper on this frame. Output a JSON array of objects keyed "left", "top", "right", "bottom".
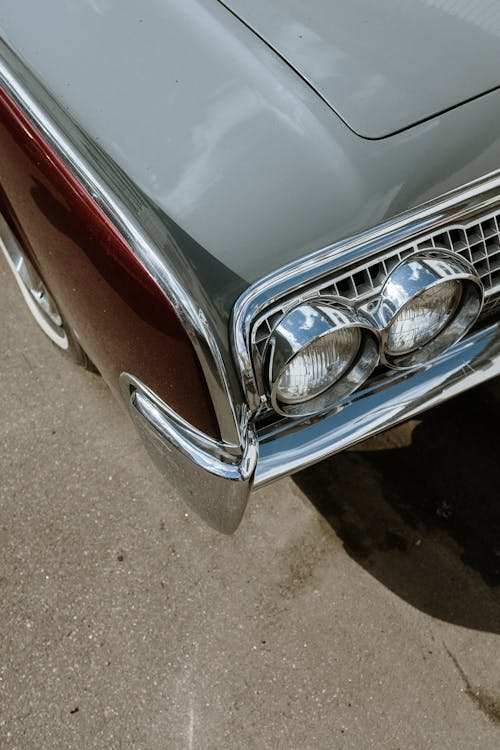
[
  {"left": 120, "top": 374, "right": 258, "bottom": 534},
  {"left": 123, "top": 321, "right": 500, "bottom": 532}
]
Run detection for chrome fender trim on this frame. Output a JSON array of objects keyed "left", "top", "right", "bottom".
[
  {"left": 120, "top": 374, "right": 258, "bottom": 534},
  {"left": 0, "top": 41, "right": 245, "bottom": 449}
]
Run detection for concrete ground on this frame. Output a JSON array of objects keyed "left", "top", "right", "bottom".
[{"left": 1, "top": 257, "right": 500, "bottom": 750}]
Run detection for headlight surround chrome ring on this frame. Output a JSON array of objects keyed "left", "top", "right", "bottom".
[
  {"left": 373, "top": 250, "right": 483, "bottom": 369},
  {"left": 264, "top": 300, "right": 380, "bottom": 417}
]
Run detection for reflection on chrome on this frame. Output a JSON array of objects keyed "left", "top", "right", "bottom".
[
  {"left": 372, "top": 251, "right": 483, "bottom": 369},
  {"left": 264, "top": 300, "right": 380, "bottom": 417},
  {"left": 255, "top": 321, "right": 500, "bottom": 486},
  {"left": 256, "top": 250, "right": 484, "bottom": 421}
]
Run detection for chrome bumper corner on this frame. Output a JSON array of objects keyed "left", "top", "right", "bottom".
[
  {"left": 122, "top": 321, "right": 500, "bottom": 533},
  {"left": 121, "top": 374, "right": 258, "bottom": 534}
]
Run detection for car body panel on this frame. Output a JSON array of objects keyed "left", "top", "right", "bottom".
[
  {"left": 0, "top": 86, "right": 219, "bottom": 438},
  {"left": 219, "top": 0, "right": 500, "bottom": 138},
  {"left": 2, "top": 0, "right": 500, "bottom": 318}
]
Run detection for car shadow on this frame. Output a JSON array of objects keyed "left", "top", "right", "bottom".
[{"left": 293, "top": 379, "right": 500, "bottom": 633}]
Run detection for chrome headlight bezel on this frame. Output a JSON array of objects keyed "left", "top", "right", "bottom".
[
  {"left": 232, "top": 173, "right": 500, "bottom": 423},
  {"left": 263, "top": 300, "right": 380, "bottom": 417},
  {"left": 372, "top": 250, "right": 483, "bottom": 369},
  {"left": 258, "top": 251, "right": 484, "bottom": 418}
]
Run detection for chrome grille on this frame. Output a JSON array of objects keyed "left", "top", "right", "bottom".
[{"left": 253, "top": 210, "right": 500, "bottom": 358}]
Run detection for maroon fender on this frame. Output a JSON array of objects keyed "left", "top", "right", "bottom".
[{"left": 0, "top": 86, "right": 219, "bottom": 439}]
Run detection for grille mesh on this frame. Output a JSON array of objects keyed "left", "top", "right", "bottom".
[{"left": 253, "top": 210, "right": 500, "bottom": 358}]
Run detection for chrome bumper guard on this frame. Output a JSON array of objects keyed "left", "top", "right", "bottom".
[
  {"left": 121, "top": 375, "right": 258, "bottom": 534},
  {"left": 122, "top": 321, "right": 500, "bottom": 532}
]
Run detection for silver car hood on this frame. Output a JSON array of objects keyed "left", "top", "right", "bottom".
[{"left": 219, "top": 0, "right": 500, "bottom": 138}]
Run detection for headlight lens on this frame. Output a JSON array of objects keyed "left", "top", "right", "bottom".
[
  {"left": 386, "top": 279, "right": 462, "bottom": 355},
  {"left": 259, "top": 252, "right": 483, "bottom": 419},
  {"left": 276, "top": 327, "right": 361, "bottom": 404},
  {"left": 373, "top": 252, "right": 483, "bottom": 368},
  {"left": 265, "top": 301, "right": 380, "bottom": 417}
]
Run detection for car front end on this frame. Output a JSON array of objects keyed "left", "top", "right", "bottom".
[{"left": 1, "top": 1, "right": 500, "bottom": 532}]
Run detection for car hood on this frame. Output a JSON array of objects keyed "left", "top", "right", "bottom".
[{"left": 219, "top": 0, "right": 500, "bottom": 138}]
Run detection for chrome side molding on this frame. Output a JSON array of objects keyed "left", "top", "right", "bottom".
[{"left": 120, "top": 374, "right": 258, "bottom": 534}]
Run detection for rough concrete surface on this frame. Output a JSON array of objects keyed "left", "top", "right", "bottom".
[{"left": 1, "top": 257, "right": 500, "bottom": 750}]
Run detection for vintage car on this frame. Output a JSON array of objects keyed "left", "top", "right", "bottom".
[{"left": 1, "top": 2, "right": 500, "bottom": 532}]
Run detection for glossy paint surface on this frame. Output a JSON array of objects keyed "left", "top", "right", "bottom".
[
  {"left": 0, "top": 87, "right": 219, "bottom": 438},
  {"left": 1, "top": 0, "right": 500, "bottom": 302},
  {"left": 2, "top": 0, "right": 500, "bottom": 413},
  {"left": 220, "top": 0, "right": 500, "bottom": 137}
]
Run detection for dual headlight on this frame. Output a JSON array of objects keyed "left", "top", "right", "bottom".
[{"left": 264, "top": 252, "right": 483, "bottom": 417}]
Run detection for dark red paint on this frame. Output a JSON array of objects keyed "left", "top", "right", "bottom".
[{"left": 0, "top": 86, "right": 219, "bottom": 439}]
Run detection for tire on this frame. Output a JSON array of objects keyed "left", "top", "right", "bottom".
[{"left": 1, "top": 214, "right": 98, "bottom": 372}]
